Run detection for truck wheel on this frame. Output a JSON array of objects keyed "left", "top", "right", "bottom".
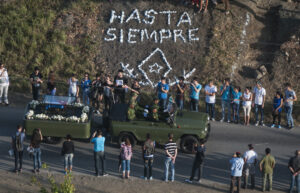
[
  {"left": 180, "top": 135, "right": 199, "bottom": 154},
  {"left": 44, "top": 136, "right": 62, "bottom": 144},
  {"left": 118, "top": 133, "right": 137, "bottom": 147}
]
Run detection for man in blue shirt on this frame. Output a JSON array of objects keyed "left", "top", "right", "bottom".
[
  {"left": 190, "top": 77, "right": 202, "bottom": 112},
  {"left": 91, "top": 130, "right": 107, "bottom": 177},
  {"left": 11, "top": 125, "right": 26, "bottom": 173},
  {"left": 157, "top": 77, "right": 169, "bottom": 110},
  {"left": 81, "top": 72, "right": 91, "bottom": 105},
  {"left": 220, "top": 78, "right": 232, "bottom": 123},
  {"left": 230, "top": 152, "right": 244, "bottom": 193}
]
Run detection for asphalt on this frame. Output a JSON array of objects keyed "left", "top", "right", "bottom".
[{"left": 0, "top": 105, "right": 298, "bottom": 192}]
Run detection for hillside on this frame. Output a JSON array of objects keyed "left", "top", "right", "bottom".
[{"left": 0, "top": 0, "right": 299, "bottom": 100}]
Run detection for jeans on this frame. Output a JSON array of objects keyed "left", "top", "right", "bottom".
[
  {"left": 0, "top": 84, "right": 8, "bottom": 103},
  {"left": 206, "top": 103, "right": 215, "bottom": 119},
  {"left": 230, "top": 176, "right": 241, "bottom": 193},
  {"left": 254, "top": 104, "right": 264, "bottom": 123},
  {"left": 164, "top": 157, "right": 175, "bottom": 181},
  {"left": 160, "top": 99, "right": 167, "bottom": 110},
  {"left": 262, "top": 173, "right": 273, "bottom": 191},
  {"left": 144, "top": 157, "right": 153, "bottom": 179},
  {"left": 221, "top": 100, "right": 231, "bottom": 121},
  {"left": 285, "top": 105, "right": 294, "bottom": 127},
  {"left": 243, "top": 163, "right": 255, "bottom": 189},
  {"left": 94, "top": 151, "right": 106, "bottom": 175},
  {"left": 289, "top": 174, "right": 300, "bottom": 193},
  {"left": 14, "top": 150, "right": 23, "bottom": 171},
  {"left": 232, "top": 103, "right": 240, "bottom": 122},
  {"left": 64, "top": 153, "right": 74, "bottom": 169},
  {"left": 33, "top": 148, "right": 42, "bottom": 170},
  {"left": 82, "top": 89, "right": 90, "bottom": 105},
  {"left": 190, "top": 162, "right": 203, "bottom": 181},
  {"left": 176, "top": 98, "right": 184, "bottom": 111},
  {"left": 122, "top": 160, "right": 131, "bottom": 172},
  {"left": 32, "top": 86, "right": 40, "bottom": 100},
  {"left": 190, "top": 98, "right": 199, "bottom": 112}
]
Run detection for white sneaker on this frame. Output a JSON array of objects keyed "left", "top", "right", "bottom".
[
  {"left": 211, "top": 118, "right": 215, "bottom": 121},
  {"left": 149, "top": 177, "right": 153, "bottom": 181},
  {"left": 220, "top": 119, "right": 224, "bottom": 123},
  {"left": 255, "top": 122, "right": 259, "bottom": 126},
  {"left": 227, "top": 120, "right": 231, "bottom": 123},
  {"left": 185, "top": 179, "right": 192, "bottom": 183},
  {"left": 207, "top": 116, "right": 210, "bottom": 121},
  {"left": 261, "top": 122, "right": 265, "bottom": 127},
  {"left": 271, "top": 124, "right": 275, "bottom": 128}
]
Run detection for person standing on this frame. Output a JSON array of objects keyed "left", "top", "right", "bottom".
[
  {"left": 230, "top": 152, "right": 244, "bottom": 193},
  {"left": 190, "top": 77, "right": 202, "bottom": 112},
  {"left": 30, "top": 128, "right": 43, "bottom": 174},
  {"left": 61, "top": 134, "right": 75, "bottom": 175},
  {"left": 243, "top": 144, "right": 258, "bottom": 189},
  {"left": 220, "top": 78, "right": 232, "bottom": 123},
  {"left": 284, "top": 83, "right": 297, "bottom": 129},
  {"left": 142, "top": 133, "right": 155, "bottom": 180},
  {"left": 205, "top": 80, "right": 217, "bottom": 121},
  {"left": 259, "top": 148, "right": 276, "bottom": 192},
  {"left": 120, "top": 138, "right": 133, "bottom": 179},
  {"left": 0, "top": 63, "right": 9, "bottom": 105},
  {"left": 222, "top": 0, "right": 230, "bottom": 15},
  {"left": 91, "top": 130, "right": 108, "bottom": 177},
  {"left": 91, "top": 73, "right": 104, "bottom": 114},
  {"left": 174, "top": 77, "right": 187, "bottom": 114},
  {"left": 30, "top": 67, "right": 43, "bottom": 100},
  {"left": 242, "top": 87, "right": 252, "bottom": 125},
  {"left": 157, "top": 77, "right": 169, "bottom": 110},
  {"left": 68, "top": 74, "right": 79, "bottom": 98},
  {"left": 103, "top": 75, "right": 114, "bottom": 112},
  {"left": 185, "top": 142, "right": 206, "bottom": 184},
  {"left": 11, "top": 125, "right": 26, "bottom": 173},
  {"left": 81, "top": 73, "right": 91, "bottom": 105},
  {"left": 252, "top": 82, "right": 266, "bottom": 126},
  {"left": 164, "top": 133, "right": 177, "bottom": 182},
  {"left": 232, "top": 86, "right": 242, "bottom": 124},
  {"left": 288, "top": 150, "right": 300, "bottom": 193},
  {"left": 271, "top": 91, "right": 283, "bottom": 129},
  {"left": 46, "top": 71, "right": 56, "bottom": 96},
  {"left": 114, "top": 70, "right": 128, "bottom": 104}
]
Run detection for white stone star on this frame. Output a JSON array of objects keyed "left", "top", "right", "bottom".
[{"left": 149, "top": 63, "right": 163, "bottom": 74}]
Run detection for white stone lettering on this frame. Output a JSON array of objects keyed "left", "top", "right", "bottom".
[
  {"left": 126, "top": 9, "right": 141, "bottom": 24},
  {"left": 173, "top": 29, "right": 186, "bottom": 43},
  {"left": 160, "top": 10, "right": 177, "bottom": 25},
  {"left": 177, "top": 12, "right": 192, "bottom": 27},
  {"left": 104, "top": 28, "right": 117, "bottom": 41},
  {"left": 159, "top": 29, "right": 172, "bottom": 43},
  {"left": 109, "top": 10, "right": 125, "bottom": 24},
  {"left": 188, "top": 28, "right": 199, "bottom": 41},
  {"left": 143, "top": 9, "right": 158, "bottom": 25},
  {"left": 128, "top": 28, "right": 140, "bottom": 44}
]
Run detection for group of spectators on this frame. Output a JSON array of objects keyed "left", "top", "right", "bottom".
[
  {"left": 182, "top": 0, "right": 230, "bottom": 15},
  {"left": 11, "top": 125, "right": 300, "bottom": 193}
]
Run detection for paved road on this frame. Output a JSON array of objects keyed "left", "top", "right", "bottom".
[{"left": 0, "top": 106, "right": 298, "bottom": 192}]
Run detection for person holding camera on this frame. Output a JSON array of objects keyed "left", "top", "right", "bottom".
[
  {"left": 173, "top": 77, "right": 187, "bottom": 113},
  {"left": 91, "top": 129, "right": 108, "bottom": 177},
  {"left": 190, "top": 77, "right": 202, "bottom": 112},
  {"left": 11, "top": 125, "right": 26, "bottom": 173},
  {"left": 30, "top": 67, "right": 43, "bottom": 100},
  {"left": 220, "top": 78, "right": 233, "bottom": 123},
  {"left": 91, "top": 73, "right": 103, "bottom": 114}
]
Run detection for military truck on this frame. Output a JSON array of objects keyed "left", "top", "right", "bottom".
[
  {"left": 106, "top": 103, "right": 210, "bottom": 154},
  {"left": 23, "top": 95, "right": 92, "bottom": 143}
]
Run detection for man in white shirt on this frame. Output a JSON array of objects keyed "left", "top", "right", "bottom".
[
  {"left": 252, "top": 82, "right": 266, "bottom": 126},
  {"left": 205, "top": 80, "right": 217, "bottom": 121},
  {"left": 0, "top": 63, "right": 9, "bottom": 105},
  {"left": 243, "top": 144, "right": 258, "bottom": 189}
]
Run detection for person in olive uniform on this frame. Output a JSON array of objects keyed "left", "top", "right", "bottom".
[
  {"left": 151, "top": 98, "right": 160, "bottom": 121},
  {"left": 127, "top": 93, "right": 138, "bottom": 121}
]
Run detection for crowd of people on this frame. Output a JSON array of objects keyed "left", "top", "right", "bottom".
[{"left": 11, "top": 125, "right": 300, "bottom": 193}]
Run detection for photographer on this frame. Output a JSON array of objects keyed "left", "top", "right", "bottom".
[
  {"left": 30, "top": 67, "right": 43, "bottom": 100},
  {"left": 174, "top": 76, "right": 187, "bottom": 114},
  {"left": 190, "top": 77, "right": 202, "bottom": 112},
  {"left": 91, "top": 73, "right": 104, "bottom": 114}
]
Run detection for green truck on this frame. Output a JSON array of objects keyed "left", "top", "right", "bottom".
[
  {"left": 106, "top": 104, "right": 210, "bottom": 153},
  {"left": 23, "top": 95, "right": 92, "bottom": 143}
]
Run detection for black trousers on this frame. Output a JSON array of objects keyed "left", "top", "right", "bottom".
[
  {"left": 190, "top": 162, "right": 203, "bottom": 181},
  {"left": 14, "top": 150, "right": 23, "bottom": 171},
  {"left": 272, "top": 111, "right": 281, "bottom": 125},
  {"left": 94, "top": 151, "right": 106, "bottom": 175},
  {"left": 230, "top": 176, "right": 241, "bottom": 193},
  {"left": 32, "top": 86, "right": 40, "bottom": 100},
  {"left": 144, "top": 157, "right": 153, "bottom": 179}
]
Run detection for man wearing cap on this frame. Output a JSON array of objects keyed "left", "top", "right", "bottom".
[
  {"left": 230, "top": 152, "right": 244, "bottom": 193},
  {"left": 243, "top": 144, "right": 258, "bottom": 189},
  {"left": 252, "top": 82, "right": 266, "bottom": 126}
]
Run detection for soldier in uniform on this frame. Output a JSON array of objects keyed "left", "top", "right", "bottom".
[
  {"left": 151, "top": 98, "right": 160, "bottom": 121},
  {"left": 127, "top": 93, "right": 138, "bottom": 121}
]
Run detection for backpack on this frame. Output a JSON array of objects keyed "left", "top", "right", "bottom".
[
  {"left": 121, "top": 145, "right": 132, "bottom": 160},
  {"left": 144, "top": 141, "right": 154, "bottom": 157},
  {"left": 14, "top": 135, "right": 22, "bottom": 152}
]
